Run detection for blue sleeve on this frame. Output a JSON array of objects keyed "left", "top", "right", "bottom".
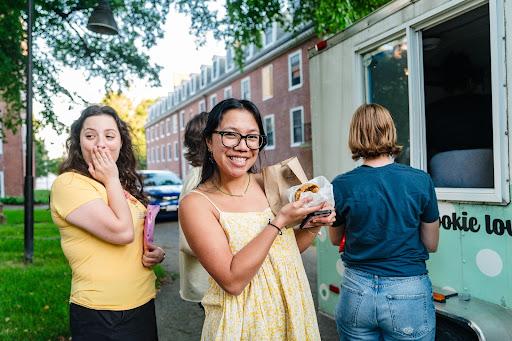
[
  {"left": 420, "top": 175, "right": 439, "bottom": 223},
  {"left": 332, "top": 178, "right": 346, "bottom": 227}
]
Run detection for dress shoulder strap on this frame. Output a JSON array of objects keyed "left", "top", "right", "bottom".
[{"left": 189, "top": 190, "right": 222, "bottom": 213}]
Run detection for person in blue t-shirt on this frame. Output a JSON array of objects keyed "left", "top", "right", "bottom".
[{"left": 330, "top": 103, "right": 440, "bottom": 341}]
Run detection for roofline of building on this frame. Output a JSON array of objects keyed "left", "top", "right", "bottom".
[{"left": 146, "top": 25, "right": 316, "bottom": 127}]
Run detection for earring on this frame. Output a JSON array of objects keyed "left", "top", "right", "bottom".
[{"left": 208, "top": 151, "right": 215, "bottom": 164}]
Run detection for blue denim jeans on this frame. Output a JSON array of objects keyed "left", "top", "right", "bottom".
[{"left": 335, "top": 268, "right": 435, "bottom": 341}]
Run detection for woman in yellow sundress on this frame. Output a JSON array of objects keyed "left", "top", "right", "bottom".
[{"left": 179, "top": 98, "right": 336, "bottom": 340}]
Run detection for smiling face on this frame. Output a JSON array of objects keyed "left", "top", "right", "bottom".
[
  {"left": 79, "top": 114, "right": 122, "bottom": 165},
  {"left": 207, "top": 108, "right": 260, "bottom": 179}
]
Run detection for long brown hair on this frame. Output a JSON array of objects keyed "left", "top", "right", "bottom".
[
  {"left": 348, "top": 103, "right": 402, "bottom": 160},
  {"left": 59, "top": 105, "right": 148, "bottom": 206}
]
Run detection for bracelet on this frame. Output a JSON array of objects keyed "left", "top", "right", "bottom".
[{"left": 268, "top": 220, "right": 283, "bottom": 235}]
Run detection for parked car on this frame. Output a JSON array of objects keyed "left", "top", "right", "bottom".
[{"left": 139, "top": 170, "right": 183, "bottom": 218}]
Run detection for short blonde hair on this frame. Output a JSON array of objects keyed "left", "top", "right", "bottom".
[{"left": 348, "top": 103, "right": 402, "bottom": 160}]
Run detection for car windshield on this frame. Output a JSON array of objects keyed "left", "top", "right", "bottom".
[{"left": 142, "top": 172, "right": 182, "bottom": 186}]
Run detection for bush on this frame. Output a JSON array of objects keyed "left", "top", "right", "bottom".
[{"left": 0, "top": 190, "right": 50, "bottom": 205}]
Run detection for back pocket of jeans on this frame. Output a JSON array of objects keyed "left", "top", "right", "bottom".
[
  {"left": 336, "top": 283, "right": 364, "bottom": 327},
  {"left": 385, "top": 293, "right": 434, "bottom": 338}
]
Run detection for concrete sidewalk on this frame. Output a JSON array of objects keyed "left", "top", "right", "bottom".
[{"left": 154, "top": 219, "right": 339, "bottom": 341}]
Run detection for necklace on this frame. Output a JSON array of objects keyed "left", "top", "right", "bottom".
[{"left": 214, "top": 174, "right": 251, "bottom": 197}]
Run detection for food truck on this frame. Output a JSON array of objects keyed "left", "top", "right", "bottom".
[{"left": 309, "top": 0, "right": 512, "bottom": 339}]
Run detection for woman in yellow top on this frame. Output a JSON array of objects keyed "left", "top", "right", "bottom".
[
  {"left": 50, "top": 105, "right": 165, "bottom": 340},
  {"left": 180, "top": 98, "right": 336, "bottom": 340}
]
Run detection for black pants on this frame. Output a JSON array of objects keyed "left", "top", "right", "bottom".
[{"left": 70, "top": 299, "right": 158, "bottom": 341}]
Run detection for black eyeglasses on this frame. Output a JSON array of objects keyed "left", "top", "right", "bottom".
[{"left": 213, "top": 130, "right": 267, "bottom": 150}]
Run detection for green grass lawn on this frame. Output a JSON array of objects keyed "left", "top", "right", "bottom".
[{"left": 0, "top": 209, "right": 165, "bottom": 340}]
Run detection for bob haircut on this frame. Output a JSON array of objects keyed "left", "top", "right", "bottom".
[
  {"left": 184, "top": 111, "right": 209, "bottom": 168},
  {"left": 200, "top": 98, "right": 267, "bottom": 184},
  {"left": 348, "top": 103, "right": 402, "bottom": 161},
  {"left": 59, "top": 105, "right": 147, "bottom": 205}
]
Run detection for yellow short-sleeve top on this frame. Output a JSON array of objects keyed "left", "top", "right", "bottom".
[{"left": 50, "top": 172, "right": 156, "bottom": 311}]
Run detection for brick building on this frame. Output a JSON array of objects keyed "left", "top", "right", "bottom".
[
  {"left": 0, "top": 102, "right": 25, "bottom": 197},
  {"left": 145, "top": 26, "right": 318, "bottom": 180}
]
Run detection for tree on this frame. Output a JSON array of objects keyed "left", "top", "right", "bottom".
[
  {"left": 102, "top": 92, "right": 154, "bottom": 169},
  {"left": 174, "top": 0, "right": 391, "bottom": 68},
  {"left": 0, "top": 0, "right": 170, "bottom": 136}
]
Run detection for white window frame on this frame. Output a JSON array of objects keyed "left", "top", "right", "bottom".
[
  {"left": 174, "top": 141, "right": 179, "bottom": 161},
  {"left": 354, "top": 0, "right": 508, "bottom": 204},
  {"left": 190, "top": 76, "right": 197, "bottom": 95},
  {"left": 200, "top": 66, "right": 207, "bottom": 89},
  {"left": 262, "top": 22, "right": 277, "bottom": 48},
  {"left": 212, "top": 57, "right": 220, "bottom": 80},
  {"left": 262, "top": 64, "right": 274, "bottom": 101},
  {"left": 160, "top": 122, "right": 164, "bottom": 138},
  {"left": 166, "top": 118, "right": 171, "bottom": 136},
  {"left": 161, "top": 144, "right": 166, "bottom": 162},
  {"left": 288, "top": 50, "right": 303, "bottom": 91},
  {"left": 263, "top": 114, "right": 276, "bottom": 150},
  {"left": 167, "top": 143, "right": 172, "bottom": 161},
  {"left": 199, "top": 99, "right": 206, "bottom": 113},
  {"left": 244, "top": 44, "right": 254, "bottom": 61},
  {"left": 172, "top": 114, "right": 178, "bottom": 134},
  {"left": 210, "top": 94, "right": 218, "bottom": 109},
  {"left": 225, "top": 47, "right": 234, "bottom": 72},
  {"left": 241, "top": 77, "right": 251, "bottom": 100},
  {"left": 289, "top": 106, "right": 304, "bottom": 147},
  {"left": 179, "top": 111, "right": 185, "bottom": 131},
  {"left": 155, "top": 146, "right": 159, "bottom": 163},
  {"left": 0, "top": 171, "right": 5, "bottom": 197},
  {"left": 224, "top": 86, "right": 232, "bottom": 99}
]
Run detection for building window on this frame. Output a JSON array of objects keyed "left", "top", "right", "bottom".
[
  {"left": 155, "top": 146, "right": 159, "bottom": 162},
  {"left": 244, "top": 44, "right": 254, "bottom": 61},
  {"left": 146, "top": 130, "right": 150, "bottom": 143},
  {"left": 262, "top": 64, "right": 274, "bottom": 100},
  {"left": 172, "top": 114, "right": 178, "bottom": 134},
  {"left": 224, "top": 86, "right": 232, "bottom": 99},
  {"left": 160, "top": 122, "right": 164, "bottom": 138},
  {"left": 166, "top": 118, "right": 171, "bottom": 136},
  {"left": 363, "top": 36, "right": 409, "bottom": 165},
  {"left": 210, "top": 94, "right": 217, "bottom": 109},
  {"left": 288, "top": 50, "right": 303, "bottom": 90},
  {"left": 225, "top": 47, "right": 234, "bottom": 72},
  {"left": 190, "top": 75, "right": 197, "bottom": 95},
  {"left": 262, "top": 22, "right": 277, "bottom": 48},
  {"left": 263, "top": 115, "right": 275, "bottom": 149},
  {"left": 200, "top": 66, "right": 207, "bottom": 88},
  {"left": 179, "top": 111, "right": 185, "bottom": 131},
  {"left": 199, "top": 99, "right": 206, "bottom": 113},
  {"left": 241, "top": 77, "right": 251, "bottom": 100},
  {"left": 168, "top": 144, "right": 174, "bottom": 161},
  {"left": 174, "top": 90, "right": 179, "bottom": 104},
  {"left": 290, "top": 106, "right": 304, "bottom": 146},
  {"left": 174, "top": 141, "right": 179, "bottom": 160},
  {"left": 0, "top": 171, "right": 5, "bottom": 197},
  {"left": 161, "top": 144, "right": 166, "bottom": 161},
  {"left": 212, "top": 57, "right": 220, "bottom": 80}
]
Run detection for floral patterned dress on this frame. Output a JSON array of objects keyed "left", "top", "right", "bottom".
[{"left": 191, "top": 191, "right": 320, "bottom": 341}]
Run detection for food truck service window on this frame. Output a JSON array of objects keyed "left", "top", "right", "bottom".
[{"left": 358, "top": 1, "right": 508, "bottom": 203}]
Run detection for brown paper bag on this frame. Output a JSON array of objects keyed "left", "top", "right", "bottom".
[{"left": 262, "top": 157, "right": 308, "bottom": 215}]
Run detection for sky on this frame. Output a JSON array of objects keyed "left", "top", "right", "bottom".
[{"left": 39, "top": 8, "right": 226, "bottom": 159}]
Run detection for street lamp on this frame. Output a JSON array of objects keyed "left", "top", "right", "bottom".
[
  {"left": 87, "top": 0, "right": 119, "bottom": 35},
  {"left": 24, "top": 0, "right": 119, "bottom": 263}
]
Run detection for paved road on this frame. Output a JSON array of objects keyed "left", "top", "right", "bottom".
[{"left": 154, "top": 219, "right": 339, "bottom": 341}]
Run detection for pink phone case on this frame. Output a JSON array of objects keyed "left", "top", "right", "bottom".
[{"left": 144, "top": 205, "right": 160, "bottom": 249}]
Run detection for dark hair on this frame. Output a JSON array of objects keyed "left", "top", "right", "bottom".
[
  {"left": 59, "top": 105, "right": 148, "bottom": 206},
  {"left": 184, "top": 111, "right": 209, "bottom": 167},
  {"left": 200, "top": 98, "right": 266, "bottom": 184}
]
